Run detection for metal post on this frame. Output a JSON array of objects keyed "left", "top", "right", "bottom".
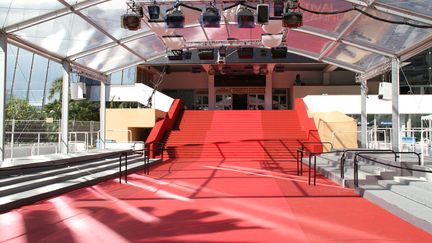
[
  {"left": 0, "top": 32, "right": 7, "bottom": 162},
  {"left": 360, "top": 77, "right": 368, "bottom": 148},
  {"left": 265, "top": 70, "right": 273, "bottom": 110},
  {"left": 392, "top": 58, "right": 400, "bottom": 152},
  {"left": 10, "top": 119, "right": 15, "bottom": 159},
  {"left": 37, "top": 132, "right": 40, "bottom": 156},
  {"left": 100, "top": 79, "right": 106, "bottom": 149},
  {"left": 61, "top": 62, "right": 70, "bottom": 154},
  {"left": 208, "top": 74, "right": 215, "bottom": 110}
]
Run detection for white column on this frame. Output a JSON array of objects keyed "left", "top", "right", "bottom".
[
  {"left": 360, "top": 78, "right": 368, "bottom": 148},
  {"left": 265, "top": 71, "right": 273, "bottom": 110},
  {"left": 392, "top": 57, "right": 400, "bottom": 152},
  {"left": 208, "top": 74, "right": 215, "bottom": 110},
  {"left": 0, "top": 33, "right": 7, "bottom": 161},
  {"left": 99, "top": 79, "right": 106, "bottom": 149},
  {"left": 60, "top": 62, "right": 70, "bottom": 154}
]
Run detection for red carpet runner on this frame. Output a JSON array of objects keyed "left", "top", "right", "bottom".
[
  {"left": 163, "top": 110, "right": 320, "bottom": 159},
  {"left": 2, "top": 159, "right": 431, "bottom": 242}
]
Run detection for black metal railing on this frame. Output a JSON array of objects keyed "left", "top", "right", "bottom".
[
  {"left": 296, "top": 141, "right": 333, "bottom": 176},
  {"left": 340, "top": 149, "right": 394, "bottom": 179},
  {"left": 146, "top": 141, "right": 165, "bottom": 160},
  {"left": 353, "top": 151, "right": 425, "bottom": 187},
  {"left": 118, "top": 151, "right": 128, "bottom": 183}
]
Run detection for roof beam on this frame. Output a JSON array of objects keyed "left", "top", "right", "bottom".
[
  {"left": 323, "top": 65, "right": 338, "bottom": 73},
  {"left": 399, "top": 33, "right": 432, "bottom": 61},
  {"left": 3, "top": 0, "right": 110, "bottom": 33},
  {"left": 341, "top": 0, "right": 432, "bottom": 26},
  {"left": 103, "top": 54, "right": 165, "bottom": 75}
]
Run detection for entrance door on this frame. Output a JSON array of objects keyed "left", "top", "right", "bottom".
[{"left": 232, "top": 94, "right": 248, "bottom": 110}]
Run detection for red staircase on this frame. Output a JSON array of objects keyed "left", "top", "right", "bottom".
[{"left": 162, "top": 109, "right": 321, "bottom": 160}]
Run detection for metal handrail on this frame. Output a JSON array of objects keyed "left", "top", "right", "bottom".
[
  {"left": 118, "top": 152, "right": 128, "bottom": 184},
  {"left": 353, "top": 151, "right": 424, "bottom": 187},
  {"left": 300, "top": 141, "right": 334, "bottom": 152},
  {"left": 145, "top": 141, "right": 165, "bottom": 160},
  {"left": 340, "top": 149, "right": 394, "bottom": 179}
]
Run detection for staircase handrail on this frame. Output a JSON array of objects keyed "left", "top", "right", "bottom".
[{"left": 353, "top": 151, "right": 425, "bottom": 188}]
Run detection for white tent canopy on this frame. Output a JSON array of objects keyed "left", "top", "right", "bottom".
[{"left": 0, "top": 0, "right": 431, "bottom": 81}]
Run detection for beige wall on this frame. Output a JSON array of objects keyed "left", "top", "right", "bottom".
[
  {"left": 312, "top": 112, "right": 358, "bottom": 150},
  {"left": 106, "top": 109, "right": 166, "bottom": 142}
]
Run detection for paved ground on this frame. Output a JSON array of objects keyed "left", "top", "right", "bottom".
[{"left": 1, "top": 158, "right": 431, "bottom": 243}]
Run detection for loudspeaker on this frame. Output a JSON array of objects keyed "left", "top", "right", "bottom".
[
  {"left": 257, "top": 4, "right": 269, "bottom": 24},
  {"left": 378, "top": 82, "right": 392, "bottom": 100},
  {"left": 71, "top": 82, "right": 86, "bottom": 100}
]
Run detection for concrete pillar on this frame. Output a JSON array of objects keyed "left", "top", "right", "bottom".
[
  {"left": 407, "top": 114, "right": 412, "bottom": 137},
  {"left": 208, "top": 74, "right": 215, "bottom": 110},
  {"left": 99, "top": 79, "right": 107, "bottom": 149},
  {"left": 392, "top": 57, "right": 400, "bottom": 152},
  {"left": 0, "top": 33, "right": 6, "bottom": 162},
  {"left": 360, "top": 78, "right": 368, "bottom": 148},
  {"left": 265, "top": 71, "right": 273, "bottom": 110},
  {"left": 60, "top": 62, "right": 70, "bottom": 154}
]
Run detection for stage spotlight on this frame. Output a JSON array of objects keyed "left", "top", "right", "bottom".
[
  {"left": 148, "top": 5, "right": 160, "bottom": 20},
  {"left": 274, "top": 1, "right": 284, "bottom": 17},
  {"left": 271, "top": 47, "right": 288, "bottom": 58},
  {"left": 167, "top": 49, "right": 184, "bottom": 61},
  {"left": 238, "top": 47, "right": 254, "bottom": 59},
  {"left": 121, "top": 13, "right": 141, "bottom": 31},
  {"left": 237, "top": 7, "right": 255, "bottom": 28},
  {"left": 201, "top": 6, "right": 221, "bottom": 27},
  {"left": 165, "top": 9, "right": 185, "bottom": 28},
  {"left": 282, "top": 11, "right": 303, "bottom": 28},
  {"left": 257, "top": 4, "right": 269, "bottom": 25}
]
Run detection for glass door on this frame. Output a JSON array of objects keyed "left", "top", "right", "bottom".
[
  {"left": 194, "top": 94, "right": 208, "bottom": 110},
  {"left": 216, "top": 94, "right": 232, "bottom": 110},
  {"left": 248, "top": 94, "right": 265, "bottom": 110}
]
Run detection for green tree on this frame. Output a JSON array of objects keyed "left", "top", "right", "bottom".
[
  {"left": 43, "top": 77, "right": 100, "bottom": 121},
  {"left": 6, "top": 97, "right": 42, "bottom": 120}
]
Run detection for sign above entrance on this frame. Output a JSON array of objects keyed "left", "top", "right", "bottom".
[{"left": 216, "top": 87, "right": 265, "bottom": 94}]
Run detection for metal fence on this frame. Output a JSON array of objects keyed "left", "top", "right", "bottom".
[{"left": 4, "top": 119, "right": 100, "bottom": 159}]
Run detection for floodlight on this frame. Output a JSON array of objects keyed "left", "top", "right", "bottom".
[
  {"left": 201, "top": 6, "right": 221, "bottom": 27},
  {"left": 271, "top": 47, "right": 288, "bottom": 58},
  {"left": 121, "top": 13, "right": 141, "bottom": 31},
  {"left": 274, "top": 1, "right": 284, "bottom": 16},
  {"left": 165, "top": 9, "right": 185, "bottom": 28},
  {"left": 237, "top": 7, "right": 255, "bottom": 28},
  {"left": 238, "top": 47, "right": 254, "bottom": 59},
  {"left": 282, "top": 11, "right": 303, "bottom": 28},
  {"left": 148, "top": 5, "right": 160, "bottom": 20},
  {"left": 257, "top": 4, "right": 269, "bottom": 24},
  {"left": 167, "top": 49, "right": 184, "bottom": 61}
]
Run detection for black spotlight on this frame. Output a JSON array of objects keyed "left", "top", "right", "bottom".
[
  {"left": 201, "top": 6, "right": 221, "bottom": 27},
  {"left": 282, "top": 11, "right": 303, "bottom": 28},
  {"left": 237, "top": 7, "right": 255, "bottom": 28},
  {"left": 271, "top": 47, "right": 288, "bottom": 58},
  {"left": 274, "top": 1, "right": 284, "bottom": 17},
  {"left": 165, "top": 9, "right": 185, "bottom": 28},
  {"left": 167, "top": 49, "right": 184, "bottom": 61},
  {"left": 257, "top": 4, "right": 269, "bottom": 24},
  {"left": 238, "top": 47, "right": 254, "bottom": 59},
  {"left": 147, "top": 5, "right": 160, "bottom": 20},
  {"left": 121, "top": 13, "right": 141, "bottom": 31}
]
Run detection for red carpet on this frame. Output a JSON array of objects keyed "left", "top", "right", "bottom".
[
  {"left": 2, "top": 159, "right": 431, "bottom": 242},
  {"left": 163, "top": 110, "right": 321, "bottom": 159}
]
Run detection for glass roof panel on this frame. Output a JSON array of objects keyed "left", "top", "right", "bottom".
[
  {"left": 0, "top": 0, "right": 64, "bottom": 28},
  {"left": 124, "top": 35, "right": 166, "bottom": 59},
  {"left": 14, "top": 13, "right": 112, "bottom": 56},
  {"left": 227, "top": 24, "right": 263, "bottom": 40},
  {"left": 201, "top": 25, "right": 228, "bottom": 40},
  {"left": 325, "top": 43, "right": 387, "bottom": 71},
  {"left": 175, "top": 26, "right": 208, "bottom": 42},
  {"left": 286, "top": 30, "right": 334, "bottom": 55},
  {"left": 343, "top": 9, "right": 432, "bottom": 53},
  {"left": 301, "top": 0, "right": 360, "bottom": 35},
  {"left": 74, "top": 45, "right": 141, "bottom": 73},
  {"left": 79, "top": 0, "right": 150, "bottom": 40},
  {"left": 377, "top": 0, "right": 432, "bottom": 18}
]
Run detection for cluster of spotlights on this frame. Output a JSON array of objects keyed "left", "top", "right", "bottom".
[{"left": 121, "top": 0, "right": 303, "bottom": 31}]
